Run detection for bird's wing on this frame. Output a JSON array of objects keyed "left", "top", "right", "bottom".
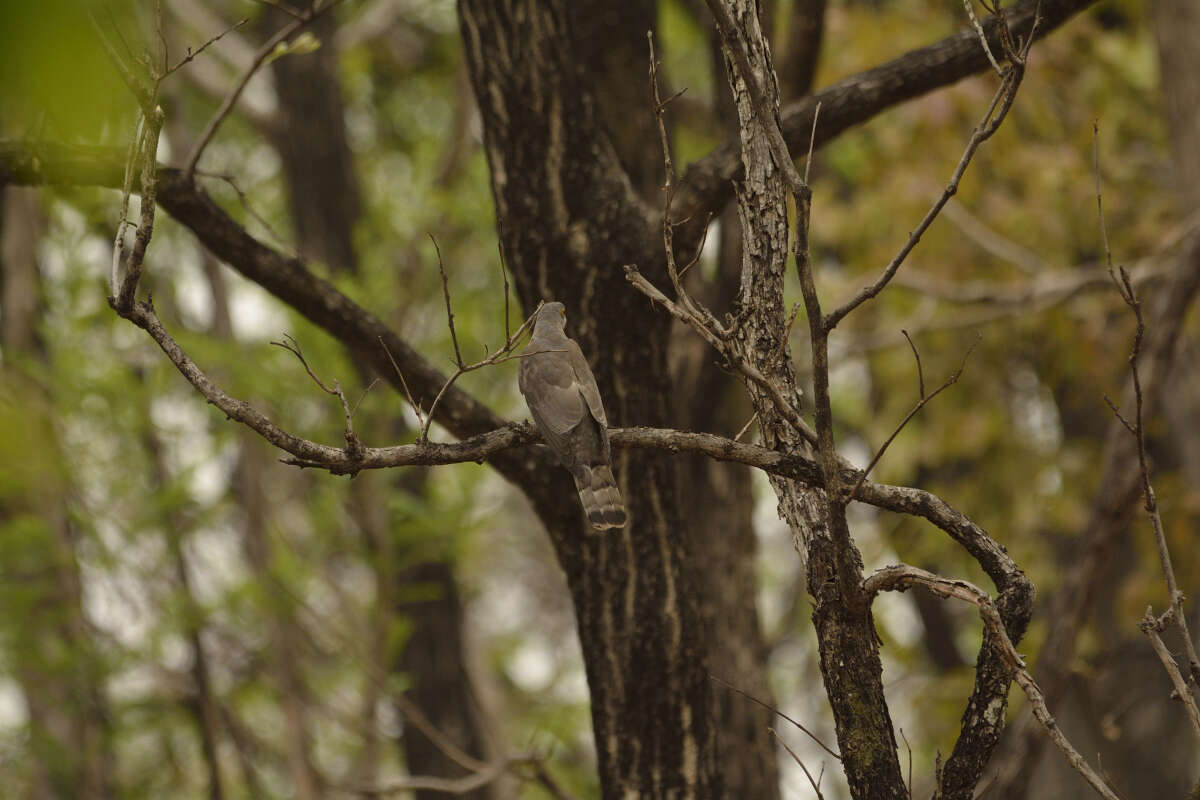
[
  {"left": 567, "top": 339, "right": 607, "bottom": 427},
  {"left": 519, "top": 347, "right": 587, "bottom": 436}
]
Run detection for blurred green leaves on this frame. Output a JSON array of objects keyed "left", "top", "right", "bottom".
[{"left": 0, "top": 0, "right": 138, "bottom": 141}]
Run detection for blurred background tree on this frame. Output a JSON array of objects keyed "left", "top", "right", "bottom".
[{"left": 0, "top": 0, "right": 1197, "bottom": 797}]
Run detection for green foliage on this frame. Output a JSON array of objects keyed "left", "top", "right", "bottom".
[
  {"left": 0, "top": 0, "right": 138, "bottom": 141},
  {"left": 1, "top": 0, "right": 1194, "bottom": 796}
]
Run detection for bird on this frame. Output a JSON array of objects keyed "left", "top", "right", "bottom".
[{"left": 518, "top": 302, "right": 627, "bottom": 531}]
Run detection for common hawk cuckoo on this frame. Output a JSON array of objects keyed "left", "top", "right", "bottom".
[{"left": 518, "top": 302, "right": 627, "bottom": 531}]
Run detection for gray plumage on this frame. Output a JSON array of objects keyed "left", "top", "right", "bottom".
[{"left": 518, "top": 302, "right": 627, "bottom": 531}]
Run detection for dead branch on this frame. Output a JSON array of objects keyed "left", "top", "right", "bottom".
[
  {"left": 846, "top": 332, "right": 981, "bottom": 502},
  {"left": 1094, "top": 125, "right": 1200, "bottom": 690},
  {"left": 709, "top": 674, "right": 841, "bottom": 761},
  {"left": 825, "top": 52, "right": 1031, "bottom": 330},
  {"left": 863, "top": 565, "right": 1121, "bottom": 800},
  {"left": 770, "top": 728, "right": 827, "bottom": 800},
  {"left": 272, "top": 333, "right": 364, "bottom": 458}
]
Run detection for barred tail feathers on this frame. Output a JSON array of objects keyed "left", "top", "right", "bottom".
[{"left": 572, "top": 464, "right": 627, "bottom": 531}]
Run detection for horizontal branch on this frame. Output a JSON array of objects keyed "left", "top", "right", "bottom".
[
  {"left": 0, "top": 142, "right": 1030, "bottom": 608},
  {"left": 0, "top": 140, "right": 526, "bottom": 450}
]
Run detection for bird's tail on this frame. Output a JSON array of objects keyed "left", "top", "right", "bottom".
[{"left": 572, "top": 464, "right": 627, "bottom": 531}]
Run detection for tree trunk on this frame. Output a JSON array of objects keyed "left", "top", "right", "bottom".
[
  {"left": 712, "top": 2, "right": 907, "bottom": 796},
  {"left": 459, "top": 1, "right": 726, "bottom": 795}
]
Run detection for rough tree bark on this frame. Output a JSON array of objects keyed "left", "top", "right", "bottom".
[
  {"left": 710, "top": 2, "right": 907, "bottom": 797},
  {"left": 459, "top": 1, "right": 724, "bottom": 796}
]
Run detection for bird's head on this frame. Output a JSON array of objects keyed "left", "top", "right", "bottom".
[{"left": 534, "top": 301, "right": 567, "bottom": 333}]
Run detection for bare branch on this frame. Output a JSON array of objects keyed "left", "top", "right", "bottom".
[
  {"left": 624, "top": 264, "right": 818, "bottom": 447},
  {"left": 1094, "top": 126, "right": 1200, "bottom": 686},
  {"left": 163, "top": 17, "right": 249, "bottom": 78},
  {"left": 901, "top": 330, "right": 925, "bottom": 398},
  {"left": 419, "top": 303, "right": 540, "bottom": 442},
  {"left": 733, "top": 411, "right": 758, "bottom": 442},
  {"left": 430, "top": 233, "right": 464, "bottom": 367},
  {"left": 769, "top": 728, "right": 827, "bottom": 800},
  {"left": 1139, "top": 609, "right": 1200, "bottom": 738},
  {"left": 846, "top": 332, "right": 981, "bottom": 502},
  {"left": 272, "top": 333, "right": 364, "bottom": 457},
  {"left": 863, "top": 565, "right": 1121, "bottom": 800},
  {"left": 963, "top": 0, "right": 1004, "bottom": 76},
  {"left": 671, "top": 0, "right": 1092, "bottom": 244},
  {"left": 825, "top": 64, "right": 1025, "bottom": 331},
  {"left": 497, "top": 217, "right": 512, "bottom": 340},
  {"left": 710, "top": 674, "right": 841, "bottom": 761},
  {"left": 113, "top": 109, "right": 164, "bottom": 313}
]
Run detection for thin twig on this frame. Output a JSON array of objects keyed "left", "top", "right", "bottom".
[
  {"left": 963, "top": 0, "right": 1004, "bottom": 76},
  {"left": 804, "top": 101, "right": 821, "bottom": 185},
  {"left": 625, "top": 264, "right": 819, "bottom": 447},
  {"left": 769, "top": 728, "right": 826, "bottom": 800},
  {"left": 198, "top": 170, "right": 296, "bottom": 254},
  {"left": 825, "top": 61, "right": 1026, "bottom": 331},
  {"left": 1093, "top": 122, "right": 1125, "bottom": 300},
  {"left": 1139, "top": 609, "right": 1200, "bottom": 738},
  {"left": 352, "top": 378, "right": 379, "bottom": 417},
  {"left": 899, "top": 727, "right": 913, "bottom": 799},
  {"left": 676, "top": 212, "right": 713, "bottom": 280},
  {"left": 271, "top": 333, "right": 364, "bottom": 457},
  {"left": 164, "top": 17, "right": 249, "bottom": 77},
  {"left": 709, "top": 673, "right": 841, "bottom": 760},
  {"left": 430, "top": 233, "right": 464, "bottom": 367},
  {"left": 497, "top": 218, "right": 512, "bottom": 340},
  {"left": 89, "top": 10, "right": 154, "bottom": 111},
  {"left": 419, "top": 304, "right": 541, "bottom": 442},
  {"left": 847, "top": 332, "right": 981, "bottom": 503},
  {"left": 184, "top": 0, "right": 343, "bottom": 181},
  {"left": 901, "top": 330, "right": 926, "bottom": 398},
  {"left": 1094, "top": 124, "right": 1200, "bottom": 686},
  {"left": 378, "top": 336, "right": 426, "bottom": 431},
  {"left": 733, "top": 412, "right": 759, "bottom": 442}
]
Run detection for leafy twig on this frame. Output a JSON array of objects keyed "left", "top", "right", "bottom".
[{"left": 184, "top": 0, "right": 345, "bottom": 181}]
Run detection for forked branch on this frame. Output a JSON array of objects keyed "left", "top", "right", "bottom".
[{"left": 864, "top": 565, "right": 1120, "bottom": 800}]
